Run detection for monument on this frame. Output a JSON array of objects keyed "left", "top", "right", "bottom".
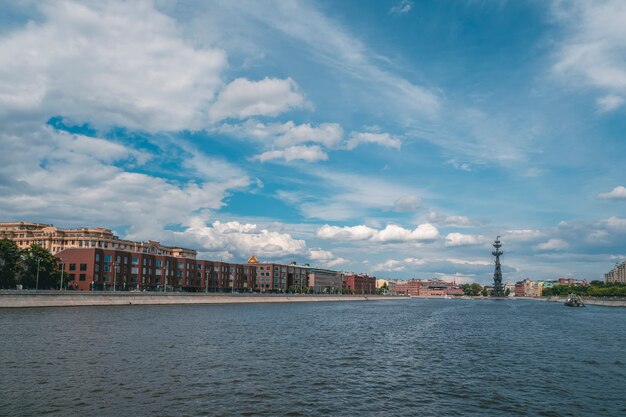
[{"left": 491, "top": 236, "right": 505, "bottom": 297}]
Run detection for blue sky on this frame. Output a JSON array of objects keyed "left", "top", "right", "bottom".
[{"left": 1, "top": 0, "right": 625, "bottom": 284}]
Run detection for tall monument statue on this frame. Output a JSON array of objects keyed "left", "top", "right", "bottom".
[{"left": 491, "top": 236, "right": 505, "bottom": 297}]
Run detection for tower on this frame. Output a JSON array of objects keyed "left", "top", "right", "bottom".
[{"left": 491, "top": 236, "right": 505, "bottom": 297}]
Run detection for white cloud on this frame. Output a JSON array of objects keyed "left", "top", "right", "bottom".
[
  {"left": 253, "top": 145, "right": 328, "bottom": 163},
  {"left": 208, "top": 77, "right": 309, "bottom": 122},
  {"left": 389, "top": 1, "right": 414, "bottom": 16},
  {"left": 598, "top": 185, "right": 626, "bottom": 200},
  {"left": 372, "top": 257, "right": 425, "bottom": 272},
  {"left": 394, "top": 194, "right": 422, "bottom": 212},
  {"left": 318, "top": 223, "right": 439, "bottom": 243},
  {"left": 317, "top": 224, "right": 377, "bottom": 241},
  {"left": 371, "top": 223, "right": 439, "bottom": 243},
  {"left": 309, "top": 249, "right": 335, "bottom": 260},
  {"left": 535, "top": 239, "right": 569, "bottom": 251},
  {"left": 552, "top": 0, "right": 626, "bottom": 109},
  {"left": 0, "top": 1, "right": 227, "bottom": 132},
  {"left": 596, "top": 94, "right": 625, "bottom": 112},
  {"left": 345, "top": 132, "right": 401, "bottom": 150},
  {"left": 0, "top": 126, "right": 249, "bottom": 240},
  {"left": 219, "top": 120, "right": 344, "bottom": 148},
  {"left": 446, "top": 258, "right": 490, "bottom": 266},
  {"left": 177, "top": 219, "right": 307, "bottom": 258},
  {"left": 444, "top": 233, "right": 485, "bottom": 247},
  {"left": 605, "top": 216, "right": 626, "bottom": 231},
  {"left": 324, "top": 257, "right": 348, "bottom": 268}
]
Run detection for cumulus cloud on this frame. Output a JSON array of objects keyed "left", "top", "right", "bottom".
[
  {"left": 219, "top": 120, "right": 344, "bottom": 148},
  {"left": 309, "top": 249, "right": 335, "bottom": 260},
  {"left": 372, "top": 223, "right": 439, "bottom": 242},
  {"left": 177, "top": 220, "right": 307, "bottom": 258},
  {"left": 598, "top": 186, "right": 626, "bottom": 200},
  {"left": 444, "top": 233, "right": 485, "bottom": 247},
  {"left": 317, "top": 223, "right": 438, "bottom": 243},
  {"left": 345, "top": 132, "right": 401, "bottom": 150},
  {"left": 317, "top": 224, "right": 377, "bottom": 241},
  {"left": 535, "top": 239, "right": 569, "bottom": 251},
  {"left": 0, "top": 1, "right": 227, "bottom": 132},
  {"left": 0, "top": 126, "right": 249, "bottom": 240},
  {"left": 372, "top": 257, "right": 425, "bottom": 272},
  {"left": 209, "top": 77, "right": 309, "bottom": 122},
  {"left": 253, "top": 145, "right": 328, "bottom": 163}
]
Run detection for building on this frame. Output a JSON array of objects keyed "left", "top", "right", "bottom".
[
  {"left": 504, "top": 283, "right": 516, "bottom": 297},
  {"left": 0, "top": 221, "right": 196, "bottom": 258},
  {"left": 58, "top": 248, "right": 249, "bottom": 292},
  {"left": 395, "top": 279, "right": 463, "bottom": 296},
  {"left": 605, "top": 261, "right": 626, "bottom": 283},
  {"left": 344, "top": 274, "right": 376, "bottom": 294},
  {"left": 308, "top": 267, "right": 344, "bottom": 293},
  {"left": 246, "top": 257, "right": 314, "bottom": 292}
]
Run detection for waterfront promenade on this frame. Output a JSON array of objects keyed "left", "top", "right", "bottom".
[{"left": 0, "top": 291, "right": 407, "bottom": 308}]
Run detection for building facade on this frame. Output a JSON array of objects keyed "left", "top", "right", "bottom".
[
  {"left": 0, "top": 221, "right": 196, "bottom": 258},
  {"left": 605, "top": 261, "right": 626, "bottom": 283},
  {"left": 344, "top": 274, "right": 376, "bottom": 294},
  {"left": 395, "top": 279, "right": 463, "bottom": 296}
]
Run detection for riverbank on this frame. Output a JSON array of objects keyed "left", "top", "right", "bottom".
[
  {"left": 0, "top": 291, "right": 408, "bottom": 308},
  {"left": 545, "top": 296, "right": 626, "bottom": 307}
]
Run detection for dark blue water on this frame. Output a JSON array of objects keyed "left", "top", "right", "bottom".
[{"left": 1, "top": 299, "right": 625, "bottom": 416}]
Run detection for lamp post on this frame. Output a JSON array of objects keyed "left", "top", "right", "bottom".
[
  {"left": 35, "top": 257, "right": 41, "bottom": 291},
  {"left": 113, "top": 261, "right": 117, "bottom": 292},
  {"left": 59, "top": 258, "right": 64, "bottom": 291}
]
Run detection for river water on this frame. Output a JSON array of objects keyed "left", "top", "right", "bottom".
[{"left": 1, "top": 298, "right": 625, "bottom": 416}]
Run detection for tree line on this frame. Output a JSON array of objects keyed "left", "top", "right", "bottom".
[
  {"left": 0, "top": 239, "right": 64, "bottom": 289},
  {"left": 542, "top": 281, "right": 626, "bottom": 297}
]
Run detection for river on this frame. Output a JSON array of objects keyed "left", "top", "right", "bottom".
[{"left": 1, "top": 298, "right": 625, "bottom": 416}]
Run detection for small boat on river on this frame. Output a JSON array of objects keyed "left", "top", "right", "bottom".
[{"left": 564, "top": 293, "right": 585, "bottom": 307}]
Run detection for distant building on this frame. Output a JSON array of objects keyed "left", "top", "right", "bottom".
[
  {"left": 0, "top": 221, "right": 195, "bottom": 258},
  {"left": 344, "top": 274, "right": 376, "bottom": 294},
  {"left": 395, "top": 279, "right": 463, "bottom": 296},
  {"left": 605, "top": 261, "right": 626, "bottom": 284}
]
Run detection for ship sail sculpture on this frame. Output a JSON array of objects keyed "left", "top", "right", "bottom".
[{"left": 491, "top": 236, "right": 505, "bottom": 297}]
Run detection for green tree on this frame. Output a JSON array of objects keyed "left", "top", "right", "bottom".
[
  {"left": 21, "top": 244, "right": 63, "bottom": 289},
  {"left": 505, "top": 288, "right": 511, "bottom": 296},
  {"left": 0, "top": 239, "right": 23, "bottom": 288}
]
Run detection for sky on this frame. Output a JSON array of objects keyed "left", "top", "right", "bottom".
[{"left": 1, "top": 0, "right": 625, "bottom": 284}]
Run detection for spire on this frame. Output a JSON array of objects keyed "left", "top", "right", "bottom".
[{"left": 491, "top": 236, "right": 505, "bottom": 297}]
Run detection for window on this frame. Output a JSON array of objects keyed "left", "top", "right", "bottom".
[
  {"left": 178, "top": 262, "right": 183, "bottom": 268},
  {"left": 69, "top": 263, "right": 76, "bottom": 271},
  {"left": 69, "top": 274, "right": 75, "bottom": 281},
  {"left": 116, "top": 256, "right": 121, "bottom": 263},
  {"left": 103, "top": 265, "right": 111, "bottom": 272},
  {"left": 104, "top": 255, "right": 112, "bottom": 263},
  {"left": 132, "top": 258, "right": 139, "bottom": 265},
  {"left": 80, "top": 264, "right": 87, "bottom": 271},
  {"left": 79, "top": 274, "right": 86, "bottom": 281},
  {"left": 131, "top": 267, "right": 139, "bottom": 274},
  {"left": 143, "top": 258, "right": 147, "bottom": 266},
  {"left": 95, "top": 254, "right": 100, "bottom": 262},
  {"left": 155, "top": 260, "right": 162, "bottom": 268},
  {"left": 197, "top": 263, "right": 202, "bottom": 270}
]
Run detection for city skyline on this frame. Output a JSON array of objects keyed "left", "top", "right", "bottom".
[{"left": 1, "top": 1, "right": 625, "bottom": 284}]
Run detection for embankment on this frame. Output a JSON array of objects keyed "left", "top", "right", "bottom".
[
  {"left": 546, "top": 296, "right": 626, "bottom": 307},
  {"left": 0, "top": 291, "right": 407, "bottom": 308}
]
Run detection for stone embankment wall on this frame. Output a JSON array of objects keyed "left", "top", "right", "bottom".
[
  {"left": 0, "top": 291, "right": 406, "bottom": 308},
  {"left": 546, "top": 296, "right": 626, "bottom": 307}
]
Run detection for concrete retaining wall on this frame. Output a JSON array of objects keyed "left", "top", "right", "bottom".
[{"left": 0, "top": 292, "right": 407, "bottom": 308}]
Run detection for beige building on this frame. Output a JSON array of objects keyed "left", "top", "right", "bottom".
[
  {"left": 605, "top": 261, "right": 626, "bottom": 284},
  {"left": 0, "top": 221, "right": 196, "bottom": 258}
]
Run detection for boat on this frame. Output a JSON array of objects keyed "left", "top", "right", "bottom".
[{"left": 564, "top": 293, "right": 585, "bottom": 307}]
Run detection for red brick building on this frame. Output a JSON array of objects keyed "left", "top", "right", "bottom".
[
  {"left": 344, "top": 274, "right": 376, "bottom": 294},
  {"left": 59, "top": 248, "right": 251, "bottom": 292}
]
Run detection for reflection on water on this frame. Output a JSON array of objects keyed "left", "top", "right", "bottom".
[{"left": 1, "top": 299, "right": 626, "bottom": 416}]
